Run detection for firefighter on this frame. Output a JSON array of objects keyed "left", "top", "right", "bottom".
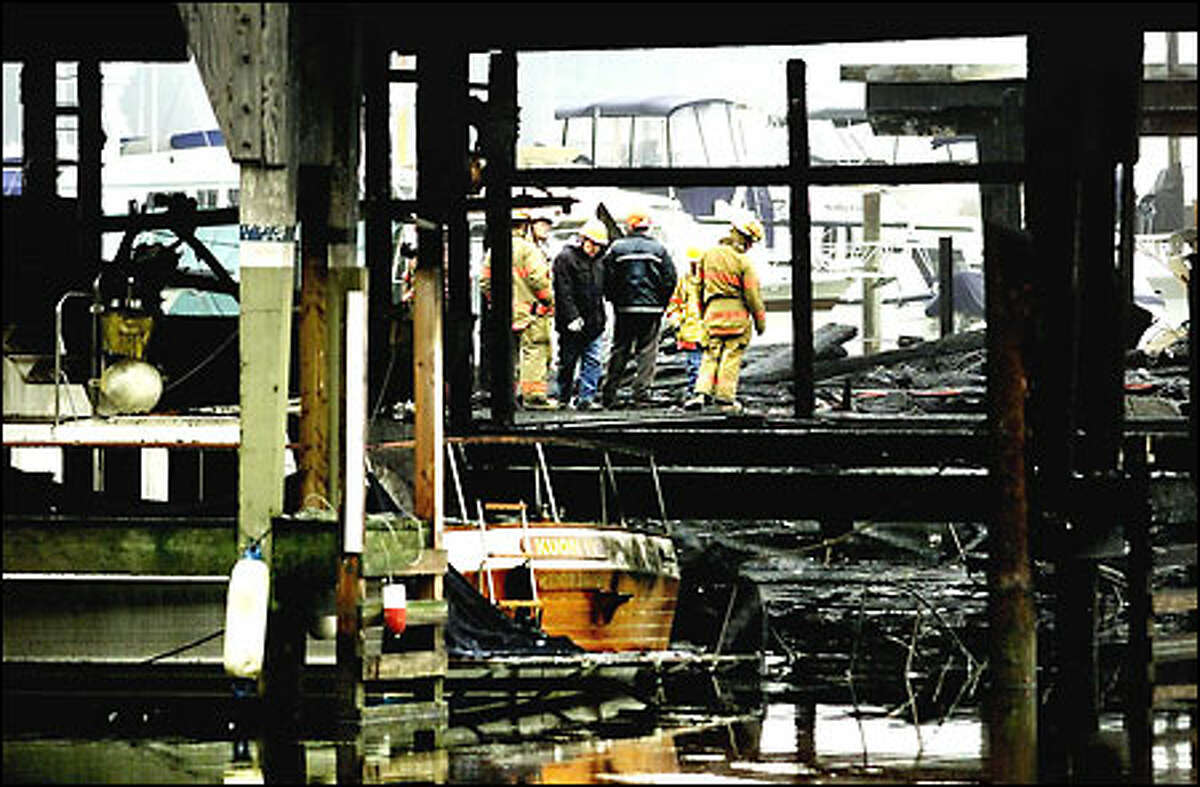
[
  {"left": 480, "top": 210, "right": 558, "bottom": 409},
  {"left": 665, "top": 246, "right": 706, "bottom": 396},
  {"left": 599, "top": 211, "right": 676, "bottom": 408},
  {"left": 683, "top": 214, "right": 767, "bottom": 414}
]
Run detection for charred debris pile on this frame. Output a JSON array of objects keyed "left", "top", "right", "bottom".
[
  {"left": 669, "top": 515, "right": 1194, "bottom": 724},
  {"left": 653, "top": 321, "right": 1191, "bottom": 417}
]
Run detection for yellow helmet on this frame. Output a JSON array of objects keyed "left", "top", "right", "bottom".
[
  {"left": 685, "top": 246, "right": 702, "bottom": 260},
  {"left": 579, "top": 219, "right": 609, "bottom": 246},
  {"left": 731, "top": 215, "right": 765, "bottom": 244},
  {"left": 511, "top": 209, "right": 533, "bottom": 224}
]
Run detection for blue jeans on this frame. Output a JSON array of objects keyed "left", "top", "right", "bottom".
[
  {"left": 556, "top": 331, "right": 604, "bottom": 404},
  {"left": 683, "top": 347, "right": 702, "bottom": 390}
]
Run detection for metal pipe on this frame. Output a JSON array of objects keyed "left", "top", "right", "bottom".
[
  {"left": 535, "top": 442, "right": 559, "bottom": 522},
  {"left": 53, "top": 291, "right": 92, "bottom": 426}
]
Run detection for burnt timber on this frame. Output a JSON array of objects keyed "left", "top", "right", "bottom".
[{"left": 3, "top": 3, "right": 1197, "bottom": 783}]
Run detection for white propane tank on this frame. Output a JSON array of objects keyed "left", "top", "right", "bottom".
[
  {"left": 96, "top": 358, "right": 163, "bottom": 414},
  {"left": 383, "top": 581, "right": 407, "bottom": 635},
  {"left": 223, "top": 547, "right": 269, "bottom": 679}
]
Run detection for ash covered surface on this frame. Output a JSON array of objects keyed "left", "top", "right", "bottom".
[
  {"left": 669, "top": 516, "right": 1194, "bottom": 720},
  {"left": 646, "top": 323, "right": 1191, "bottom": 418}
]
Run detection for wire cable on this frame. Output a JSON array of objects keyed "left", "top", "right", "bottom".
[
  {"left": 140, "top": 627, "right": 224, "bottom": 665},
  {"left": 162, "top": 328, "right": 237, "bottom": 393}
]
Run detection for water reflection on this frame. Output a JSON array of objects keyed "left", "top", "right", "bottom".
[{"left": 3, "top": 706, "right": 1194, "bottom": 783}]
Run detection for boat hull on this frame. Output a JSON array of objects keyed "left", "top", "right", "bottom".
[{"left": 445, "top": 522, "right": 680, "bottom": 652}]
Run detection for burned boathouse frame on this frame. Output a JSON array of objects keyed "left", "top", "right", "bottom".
[{"left": 3, "top": 3, "right": 1196, "bottom": 783}]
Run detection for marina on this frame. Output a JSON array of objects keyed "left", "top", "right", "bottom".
[{"left": 4, "top": 4, "right": 1198, "bottom": 784}]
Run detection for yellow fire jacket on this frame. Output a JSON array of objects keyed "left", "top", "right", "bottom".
[
  {"left": 666, "top": 270, "right": 705, "bottom": 349},
  {"left": 697, "top": 240, "right": 766, "bottom": 337},
  {"left": 481, "top": 232, "right": 554, "bottom": 331}
]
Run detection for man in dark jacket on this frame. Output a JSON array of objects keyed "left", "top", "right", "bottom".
[
  {"left": 599, "top": 211, "right": 677, "bottom": 408},
  {"left": 553, "top": 219, "right": 609, "bottom": 409}
]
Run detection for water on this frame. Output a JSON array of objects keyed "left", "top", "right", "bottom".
[{"left": 6, "top": 701, "right": 1195, "bottom": 784}]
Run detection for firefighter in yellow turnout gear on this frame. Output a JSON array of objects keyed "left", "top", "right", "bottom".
[
  {"left": 480, "top": 211, "right": 557, "bottom": 409},
  {"left": 683, "top": 215, "right": 767, "bottom": 414}
]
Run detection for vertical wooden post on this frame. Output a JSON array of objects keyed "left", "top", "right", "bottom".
[
  {"left": 442, "top": 47, "right": 473, "bottom": 435},
  {"left": 861, "top": 191, "right": 881, "bottom": 356},
  {"left": 983, "top": 223, "right": 1037, "bottom": 784},
  {"left": 237, "top": 165, "right": 295, "bottom": 561},
  {"left": 1124, "top": 436, "right": 1154, "bottom": 783},
  {"left": 20, "top": 54, "right": 55, "bottom": 202},
  {"left": 787, "top": 59, "right": 814, "bottom": 419},
  {"left": 414, "top": 44, "right": 459, "bottom": 532},
  {"left": 938, "top": 236, "right": 954, "bottom": 338},
  {"left": 363, "top": 28, "right": 393, "bottom": 419},
  {"left": 298, "top": 165, "right": 331, "bottom": 509},
  {"left": 1058, "top": 30, "right": 1140, "bottom": 779},
  {"left": 485, "top": 50, "right": 517, "bottom": 427},
  {"left": 77, "top": 58, "right": 102, "bottom": 271}
]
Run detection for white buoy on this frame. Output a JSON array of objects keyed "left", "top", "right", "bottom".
[
  {"left": 383, "top": 582, "right": 406, "bottom": 636},
  {"left": 223, "top": 549, "right": 269, "bottom": 679}
]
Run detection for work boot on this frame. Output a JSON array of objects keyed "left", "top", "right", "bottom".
[
  {"left": 716, "top": 398, "right": 744, "bottom": 414},
  {"left": 682, "top": 393, "right": 708, "bottom": 411},
  {"left": 523, "top": 396, "right": 559, "bottom": 410},
  {"left": 578, "top": 399, "right": 604, "bottom": 411}
]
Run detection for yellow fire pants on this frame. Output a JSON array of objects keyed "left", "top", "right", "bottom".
[
  {"left": 693, "top": 331, "right": 750, "bottom": 402},
  {"left": 516, "top": 317, "right": 552, "bottom": 400}
]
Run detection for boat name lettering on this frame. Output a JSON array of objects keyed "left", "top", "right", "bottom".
[{"left": 527, "top": 536, "right": 604, "bottom": 558}]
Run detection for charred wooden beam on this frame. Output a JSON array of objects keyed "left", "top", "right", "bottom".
[
  {"left": 982, "top": 222, "right": 1037, "bottom": 784},
  {"left": 787, "top": 59, "right": 815, "bottom": 418},
  {"left": 483, "top": 51, "right": 518, "bottom": 426}
]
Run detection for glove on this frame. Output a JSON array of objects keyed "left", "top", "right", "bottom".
[{"left": 567, "top": 317, "right": 584, "bottom": 333}]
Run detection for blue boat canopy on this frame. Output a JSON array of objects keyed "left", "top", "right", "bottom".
[{"left": 554, "top": 95, "right": 738, "bottom": 120}]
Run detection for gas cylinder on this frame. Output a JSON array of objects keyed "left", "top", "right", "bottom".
[
  {"left": 223, "top": 546, "right": 269, "bottom": 679},
  {"left": 383, "top": 581, "right": 407, "bottom": 636}
]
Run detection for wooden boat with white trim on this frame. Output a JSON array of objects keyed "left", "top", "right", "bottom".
[{"left": 443, "top": 438, "right": 680, "bottom": 652}]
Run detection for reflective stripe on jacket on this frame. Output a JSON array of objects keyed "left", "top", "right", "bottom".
[
  {"left": 697, "top": 241, "right": 766, "bottom": 336},
  {"left": 601, "top": 231, "right": 676, "bottom": 313},
  {"left": 481, "top": 232, "right": 554, "bottom": 331}
]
